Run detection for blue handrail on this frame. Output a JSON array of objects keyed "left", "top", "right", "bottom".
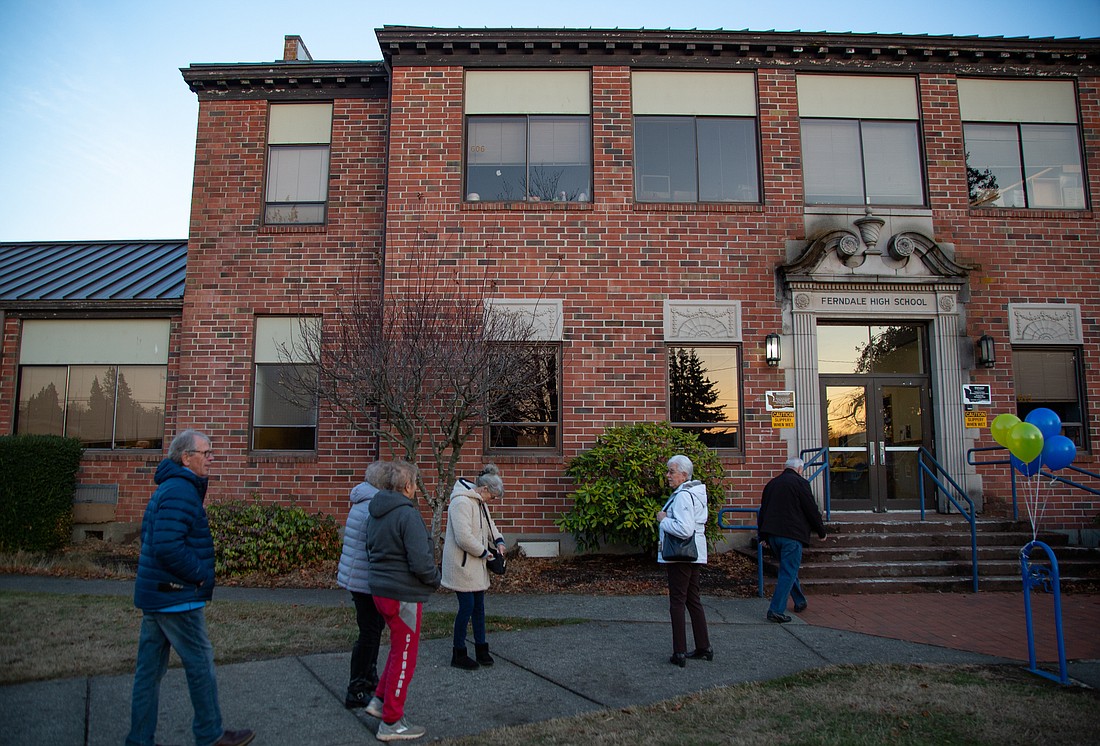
[
  {"left": 917, "top": 447, "right": 978, "bottom": 593},
  {"left": 967, "top": 446, "right": 1100, "bottom": 522},
  {"left": 799, "top": 446, "right": 832, "bottom": 520},
  {"left": 1021, "top": 540, "right": 1069, "bottom": 685},
  {"left": 717, "top": 508, "right": 764, "bottom": 597}
]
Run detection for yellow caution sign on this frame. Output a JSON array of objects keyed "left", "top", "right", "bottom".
[
  {"left": 964, "top": 410, "right": 987, "bottom": 429},
  {"left": 771, "top": 412, "right": 795, "bottom": 429}
]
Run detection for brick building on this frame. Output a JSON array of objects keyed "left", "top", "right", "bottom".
[{"left": 3, "top": 27, "right": 1098, "bottom": 549}]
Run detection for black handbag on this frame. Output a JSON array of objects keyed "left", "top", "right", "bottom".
[
  {"left": 661, "top": 531, "right": 698, "bottom": 562},
  {"left": 486, "top": 545, "right": 507, "bottom": 575},
  {"left": 660, "top": 490, "right": 700, "bottom": 562}
]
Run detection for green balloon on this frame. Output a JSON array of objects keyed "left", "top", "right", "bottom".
[
  {"left": 991, "top": 413, "right": 1020, "bottom": 447},
  {"left": 1007, "top": 422, "right": 1044, "bottom": 463}
]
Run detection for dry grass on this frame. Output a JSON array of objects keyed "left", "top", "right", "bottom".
[
  {"left": 437, "top": 664, "right": 1100, "bottom": 746},
  {"left": 0, "top": 591, "right": 573, "bottom": 685}
]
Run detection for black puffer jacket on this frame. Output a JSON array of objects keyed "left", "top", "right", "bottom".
[{"left": 758, "top": 468, "right": 827, "bottom": 546}]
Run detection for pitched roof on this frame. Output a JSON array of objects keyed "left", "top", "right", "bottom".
[{"left": 0, "top": 241, "right": 187, "bottom": 306}]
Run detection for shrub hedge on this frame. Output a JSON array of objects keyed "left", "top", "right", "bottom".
[
  {"left": 207, "top": 499, "right": 341, "bottom": 576},
  {"left": 557, "top": 422, "right": 726, "bottom": 553},
  {"left": 0, "top": 435, "right": 84, "bottom": 551}
]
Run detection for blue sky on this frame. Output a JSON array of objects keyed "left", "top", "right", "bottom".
[{"left": 2, "top": 0, "right": 1098, "bottom": 242}]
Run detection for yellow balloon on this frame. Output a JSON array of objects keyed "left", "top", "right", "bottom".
[
  {"left": 991, "top": 413, "right": 1020, "bottom": 447},
  {"left": 1007, "top": 422, "right": 1044, "bottom": 463}
]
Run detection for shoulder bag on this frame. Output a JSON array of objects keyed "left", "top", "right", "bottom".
[{"left": 660, "top": 491, "right": 699, "bottom": 562}]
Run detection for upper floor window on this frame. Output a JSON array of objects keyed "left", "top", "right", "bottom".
[
  {"left": 253, "top": 316, "right": 319, "bottom": 450},
  {"left": 633, "top": 72, "right": 760, "bottom": 203},
  {"left": 15, "top": 319, "right": 169, "bottom": 449},
  {"left": 797, "top": 75, "right": 925, "bottom": 207},
  {"left": 465, "top": 71, "right": 591, "bottom": 203},
  {"left": 959, "top": 79, "right": 1085, "bottom": 210},
  {"left": 265, "top": 103, "right": 332, "bottom": 224}
]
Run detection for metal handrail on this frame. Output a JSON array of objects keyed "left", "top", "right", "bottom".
[
  {"left": 1021, "top": 540, "right": 1069, "bottom": 685},
  {"left": 967, "top": 446, "right": 1100, "bottom": 522},
  {"left": 917, "top": 447, "right": 979, "bottom": 592},
  {"left": 799, "top": 446, "right": 832, "bottom": 520},
  {"left": 717, "top": 508, "right": 764, "bottom": 597}
]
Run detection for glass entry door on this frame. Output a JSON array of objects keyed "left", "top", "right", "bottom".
[{"left": 822, "top": 378, "right": 931, "bottom": 512}]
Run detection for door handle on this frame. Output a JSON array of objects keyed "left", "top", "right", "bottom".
[
  {"left": 869, "top": 445, "right": 875, "bottom": 466},
  {"left": 880, "top": 441, "right": 887, "bottom": 463}
]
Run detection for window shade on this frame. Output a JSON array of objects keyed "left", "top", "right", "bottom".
[
  {"left": 632, "top": 72, "right": 757, "bottom": 116},
  {"left": 465, "top": 71, "right": 590, "bottom": 114},
  {"left": 268, "top": 104, "right": 333, "bottom": 144},
  {"left": 797, "top": 75, "right": 918, "bottom": 119},
  {"left": 255, "top": 317, "right": 320, "bottom": 363},
  {"left": 20, "top": 319, "right": 170, "bottom": 364},
  {"left": 957, "top": 79, "right": 1077, "bottom": 124}
]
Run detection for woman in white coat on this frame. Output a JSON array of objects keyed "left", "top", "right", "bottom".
[
  {"left": 441, "top": 464, "right": 506, "bottom": 670},
  {"left": 656, "top": 454, "right": 711, "bottom": 667}
]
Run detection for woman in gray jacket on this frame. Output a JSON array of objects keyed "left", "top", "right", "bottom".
[
  {"left": 365, "top": 460, "right": 441, "bottom": 742},
  {"left": 336, "top": 460, "right": 390, "bottom": 709},
  {"left": 441, "top": 464, "right": 506, "bottom": 670}
]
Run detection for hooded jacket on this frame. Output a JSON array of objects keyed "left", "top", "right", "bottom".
[
  {"left": 657, "top": 479, "right": 709, "bottom": 565},
  {"left": 365, "top": 488, "right": 441, "bottom": 602},
  {"left": 336, "top": 481, "right": 377, "bottom": 594},
  {"left": 133, "top": 458, "right": 216, "bottom": 611},
  {"left": 442, "top": 479, "right": 504, "bottom": 592}
]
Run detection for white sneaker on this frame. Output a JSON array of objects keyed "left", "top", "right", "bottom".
[
  {"left": 366, "top": 696, "right": 384, "bottom": 719},
  {"left": 376, "top": 716, "right": 426, "bottom": 741}
]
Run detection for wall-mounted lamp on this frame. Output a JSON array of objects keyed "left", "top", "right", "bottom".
[
  {"left": 977, "top": 334, "right": 996, "bottom": 369},
  {"left": 765, "top": 333, "right": 782, "bottom": 367}
]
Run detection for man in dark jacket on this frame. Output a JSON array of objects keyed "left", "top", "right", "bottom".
[
  {"left": 365, "top": 459, "right": 441, "bottom": 742},
  {"left": 126, "top": 430, "right": 254, "bottom": 746},
  {"left": 758, "top": 457, "right": 827, "bottom": 624}
]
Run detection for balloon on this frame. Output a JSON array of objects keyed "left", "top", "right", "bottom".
[
  {"left": 1007, "top": 421, "right": 1044, "bottom": 463},
  {"left": 1041, "top": 435, "right": 1077, "bottom": 471},
  {"left": 1024, "top": 408, "right": 1062, "bottom": 441},
  {"left": 991, "top": 413, "right": 1020, "bottom": 447},
  {"left": 1011, "top": 453, "right": 1042, "bottom": 477}
]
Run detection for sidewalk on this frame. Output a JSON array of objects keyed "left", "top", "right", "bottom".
[{"left": 2, "top": 575, "right": 1098, "bottom": 744}]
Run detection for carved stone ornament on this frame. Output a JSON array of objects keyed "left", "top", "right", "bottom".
[
  {"left": 795, "top": 293, "right": 812, "bottom": 309},
  {"left": 484, "top": 298, "right": 564, "bottom": 341},
  {"left": 854, "top": 211, "right": 886, "bottom": 251},
  {"left": 939, "top": 295, "right": 955, "bottom": 312},
  {"left": 889, "top": 235, "right": 916, "bottom": 259},
  {"left": 1009, "top": 303, "right": 1083, "bottom": 345},
  {"left": 837, "top": 234, "right": 861, "bottom": 257},
  {"left": 664, "top": 301, "right": 743, "bottom": 342}
]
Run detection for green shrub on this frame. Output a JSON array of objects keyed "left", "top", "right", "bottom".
[
  {"left": 207, "top": 499, "right": 341, "bottom": 576},
  {"left": 0, "top": 435, "right": 83, "bottom": 551},
  {"left": 557, "top": 422, "right": 726, "bottom": 553}
]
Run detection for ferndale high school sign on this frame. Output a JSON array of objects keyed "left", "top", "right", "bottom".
[{"left": 796, "top": 290, "right": 955, "bottom": 315}]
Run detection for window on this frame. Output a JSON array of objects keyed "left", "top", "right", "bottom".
[
  {"left": 959, "top": 80, "right": 1084, "bottom": 210},
  {"left": 797, "top": 75, "right": 925, "bottom": 207},
  {"left": 265, "top": 103, "right": 332, "bottom": 224},
  {"left": 253, "top": 317, "right": 319, "bottom": 450},
  {"left": 668, "top": 346, "right": 742, "bottom": 449},
  {"left": 15, "top": 320, "right": 169, "bottom": 449},
  {"left": 1013, "top": 348, "right": 1087, "bottom": 448},
  {"left": 465, "top": 71, "right": 591, "bottom": 203},
  {"left": 487, "top": 343, "right": 561, "bottom": 450},
  {"left": 633, "top": 72, "right": 760, "bottom": 203}
]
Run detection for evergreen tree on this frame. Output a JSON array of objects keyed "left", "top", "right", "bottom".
[{"left": 669, "top": 348, "right": 726, "bottom": 423}]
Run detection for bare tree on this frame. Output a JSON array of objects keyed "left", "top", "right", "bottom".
[{"left": 281, "top": 222, "right": 553, "bottom": 548}]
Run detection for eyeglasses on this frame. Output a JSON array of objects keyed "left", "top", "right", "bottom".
[{"left": 187, "top": 449, "right": 214, "bottom": 459}]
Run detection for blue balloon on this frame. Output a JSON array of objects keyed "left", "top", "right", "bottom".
[
  {"left": 1025, "top": 407, "right": 1062, "bottom": 441},
  {"left": 1011, "top": 453, "right": 1042, "bottom": 477},
  {"left": 1041, "top": 435, "right": 1077, "bottom": 471}
]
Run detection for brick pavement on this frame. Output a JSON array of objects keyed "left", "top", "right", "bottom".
[{"left": 798, "top": 592, "right": 1100, "bottom": 662}]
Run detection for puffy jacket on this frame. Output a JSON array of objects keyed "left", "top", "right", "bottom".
[
  {"left": 133, "top": 459, "right": 216, "bottom": 611},
  {"left": 657, "top": 480, "right": 709, "bottom": 565},
  {"left": 336, "top": 481, "right": 377, "bottom": 594},
  {"left": 442, "top": 479, "right": 504, "bottom": 592},
  {"left": 365, "top": 489, "right": 441, "bottom": 602}
]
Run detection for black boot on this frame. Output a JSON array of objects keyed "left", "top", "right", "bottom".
[
  {"left": 475, "top": 642, "right": 494, "bottom": 666},
  {"left": 451, "top": 647, "right": 480, "bottom": 670}
]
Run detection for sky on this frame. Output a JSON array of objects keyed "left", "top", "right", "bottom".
[{"left": 2, "top": 0, "right": 1098, "bottom": 243}]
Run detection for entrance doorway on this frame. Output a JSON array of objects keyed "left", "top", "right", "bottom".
[{"left": 818, "top": 323, "right": 933, "bottom": 512}]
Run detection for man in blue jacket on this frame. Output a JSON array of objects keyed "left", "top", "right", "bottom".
[
  {"left": 758, "top": 457, "right": 828, "bottom": 624},
  {"left": 126, "top": 430, "right": 254, "bottom": 746}
]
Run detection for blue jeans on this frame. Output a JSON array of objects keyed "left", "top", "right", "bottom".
[
  {"left": 768, "top": 536, "right": 807, "bottom": 616},
  {"left": 126, "top": 608, "right": 223, "bottom": 746},
  {"left": 453, "top": 591, "right": 486, "bottom": 648}
]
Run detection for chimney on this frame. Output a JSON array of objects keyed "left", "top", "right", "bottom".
[{"left": 283, "top": 35, "right": 313, "bottom": 62}]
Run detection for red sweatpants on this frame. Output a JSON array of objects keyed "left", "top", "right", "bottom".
[{"left": 372, "top": 596, "right": 422, "bottom": 725}]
